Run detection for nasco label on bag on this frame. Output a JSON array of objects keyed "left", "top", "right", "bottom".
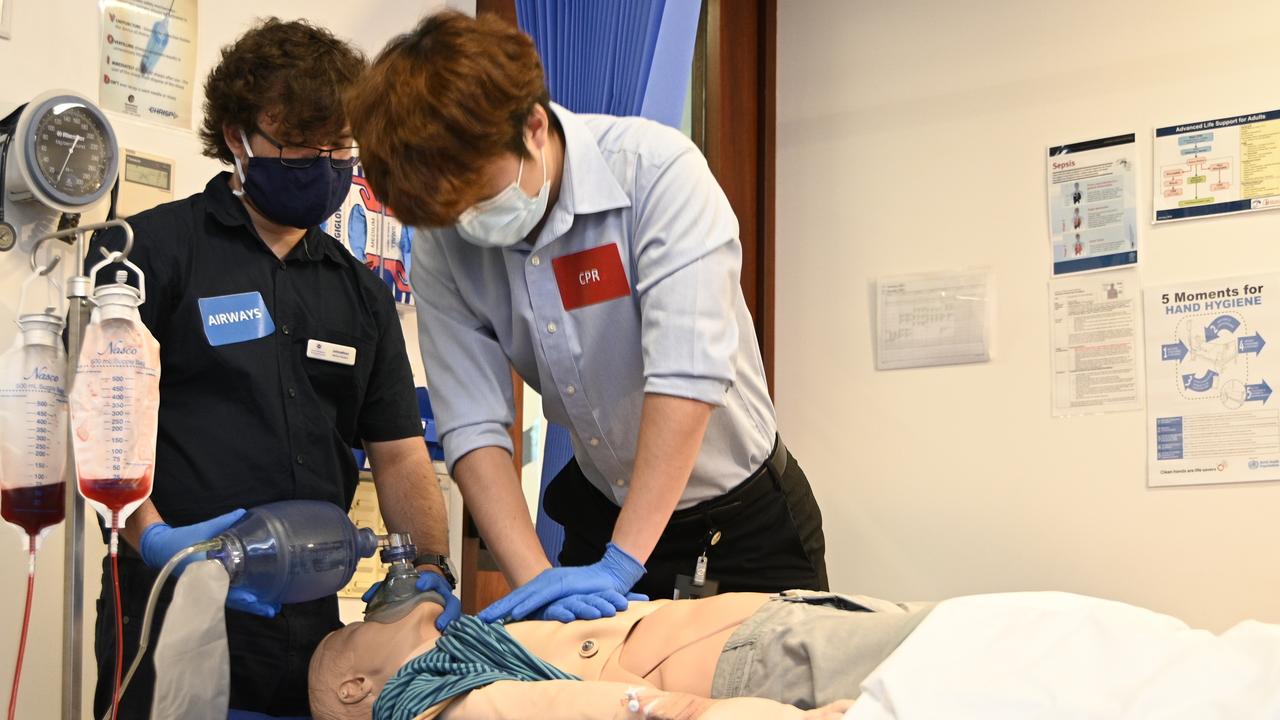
[{"left": 198, "top": 291, "right": 275, "bottom": 347}]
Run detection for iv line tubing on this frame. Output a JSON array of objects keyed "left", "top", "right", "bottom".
[{"left": 6, "top": 540, "right": 36, "bottom": 720}]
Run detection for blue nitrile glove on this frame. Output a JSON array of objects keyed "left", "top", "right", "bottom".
[
  {"left": 360, "top": 571, "right": 462, "bottom": 631},
  {"left": 416, "top": 571, "right": 462, "bottom": 630},
  {"left": 536, "top": 590, "right": 650, "bottom": 623},
  {"left": 139, "top": 509, "right": 246, "bottom": 576},
  {"left": 226, "top": 588, "right": 280, "bottom": 618},
  {"left": 477, "top": 543, "right": 647, "bottom": 623}
]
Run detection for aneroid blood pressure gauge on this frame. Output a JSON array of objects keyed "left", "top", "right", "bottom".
[{"left": 3, "top": 90, "right": 120, "bottom": 216}]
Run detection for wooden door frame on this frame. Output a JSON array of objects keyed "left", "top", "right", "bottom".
[{"left": 702, "top": 0, "right": 777, "bottom": 394}]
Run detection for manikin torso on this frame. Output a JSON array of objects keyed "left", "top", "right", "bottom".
[{"left": 503, "top": 594, "right": 770, "bottom": 695}]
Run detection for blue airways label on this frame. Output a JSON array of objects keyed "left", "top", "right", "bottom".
[{"left": 198, "top": 292, "right": 275, "bottom": 347}]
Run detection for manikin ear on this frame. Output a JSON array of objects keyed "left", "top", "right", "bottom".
[{"left": 337, "top": 676, "right": 374, "bottom": 705}]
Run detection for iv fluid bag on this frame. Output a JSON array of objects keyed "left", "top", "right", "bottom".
[
  {"left": 0, "top": 316, "right": 68, "bottom": 550},
  {"left": 70, "top": 297, "right": 161, "bottom": 525}
]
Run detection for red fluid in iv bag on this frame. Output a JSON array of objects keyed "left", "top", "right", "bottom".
[
  {"left": 70, "top": 277, "right": 161, "bottom": 528},
  {"left": 0, "top": 482, "right": 66, "bottom": 537},
  {"left": 78, "top": 474, "right": 151, "bottom": 513}
]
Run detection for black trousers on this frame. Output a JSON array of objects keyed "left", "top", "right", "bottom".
[
  {"left": 93, "top": 552, "right": 340, "bottom": 719},
  {"left": 545, "top": 436, "right": 828, "bottom": 599}
]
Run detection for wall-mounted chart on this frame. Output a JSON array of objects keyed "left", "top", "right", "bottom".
[
  {"left": 1153, "top": 109, "right": 1280, "bottom": 223},
  {"left": 1144, "top": 273, "right": 1280, "bottom": 486}
]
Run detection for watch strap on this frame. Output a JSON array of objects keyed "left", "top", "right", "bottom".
[{"left": 414, "top": 553, "right": 457, "bottom": 589}]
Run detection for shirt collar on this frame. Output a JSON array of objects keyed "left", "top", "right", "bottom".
[
  {"left": 549, "top": 103, "right": 631, "bottom": 218},
  {"left": 203, "top": 171, "right": 346, "bottom": 265}
]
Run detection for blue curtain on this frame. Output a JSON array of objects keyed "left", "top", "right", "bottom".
[
  {"left": 517, "top": 0, "right": 702, "bottom": 564},
  {"left": 515, "top": 0, "right": 701, "bottom": 127}
]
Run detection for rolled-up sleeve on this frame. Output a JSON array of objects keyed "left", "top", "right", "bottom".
[
  {"left": 631, "top": 145, "right": 742, "bottom": 407},
  {"left": 411, "top": 234, "right": 515, "bottom": 473}
]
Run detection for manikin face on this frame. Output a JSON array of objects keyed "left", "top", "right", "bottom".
[{"left": 308, "top": 599, "right": 444, "bottom": 719}]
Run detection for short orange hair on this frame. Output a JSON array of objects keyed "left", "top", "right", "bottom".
[{"left": 346, "top": 11, "right": 550, "bottom": 227}]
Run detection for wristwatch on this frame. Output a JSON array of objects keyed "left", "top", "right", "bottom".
[{"left": 414, "top": 553, "right": 457, "bottom": 590}]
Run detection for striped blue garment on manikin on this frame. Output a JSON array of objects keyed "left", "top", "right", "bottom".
[{"left": 372, "top": 615, "right": 579, "bottom": 720}]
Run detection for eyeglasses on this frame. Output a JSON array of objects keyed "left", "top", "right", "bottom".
[{"left": 252, "top": 128, "right": 360, "bottom": 169}]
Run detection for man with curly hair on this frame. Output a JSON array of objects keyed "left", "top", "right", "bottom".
[{"left": 87, "top": 19, "right": 454, "bottom": 718}]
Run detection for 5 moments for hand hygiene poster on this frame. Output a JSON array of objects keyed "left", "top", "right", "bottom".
[{"left": 1144, "top": 274, "right": 1280, "bottom": 487}]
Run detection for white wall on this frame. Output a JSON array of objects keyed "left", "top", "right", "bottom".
[
  {"left": 0, "top": 1, "right": 444, "bottom": 716},
  {"left": 776, "top": 0, "right": 1280, "bottom": 632}
]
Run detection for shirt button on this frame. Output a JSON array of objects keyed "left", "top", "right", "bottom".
[
  {"left": 589, "top": 437, "right": 600, "bottom": 447},
  {"left": 296, "top": 454, "right": 304, "bottom": 465},
  {"left": 566, "top": 385, "right": 576, "bottom": 396},
  {"left": 287, "top": 387, "right": 296, "bottom": 398},
  {"left": 531, "top": 255, "right": 541, "bottom": 267},
  {"left": 282, "top": 325, "right": 291, "bottom": 336},
  {"left": 546, "top": 322, "right": 557, "bottom": 334},
  {"left": 614, "top": 478, "right": 626, "bottom": 487}
]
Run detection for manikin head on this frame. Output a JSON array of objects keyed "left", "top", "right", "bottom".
[{"left": 308, "top": 596, "right": 444, "bottom": 720}]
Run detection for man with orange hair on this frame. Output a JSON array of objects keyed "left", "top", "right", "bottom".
[{"left": 348, "top": 10, "right": 826, "bottom": 624}]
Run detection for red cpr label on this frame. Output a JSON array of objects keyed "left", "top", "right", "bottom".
[{"left": 552, "top": 243, "right": 631, "bottom": 311}]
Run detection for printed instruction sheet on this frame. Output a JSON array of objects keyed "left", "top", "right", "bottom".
[
  {"left": 1144, "top": 274, "right": 1280, "bottom": 486},
  {"left": 876, "top": 269, "right": 994, "bottom": 370},
  {"left": 1153, "top": 109, "right": 1280, "bottom": 223},
  {"left": 1047, "top": 134, "right": 1139, "bottom": 275},
  {"left": 100, "top": 0, "right": 198, "bottom": 129},
  {"left": 1050, "top": 271, "right": 1143, "bottom": 416}
]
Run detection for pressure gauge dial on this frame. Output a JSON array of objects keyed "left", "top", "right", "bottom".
[{"left": 5, "top": 90, "right": 119, "bottom": 214}]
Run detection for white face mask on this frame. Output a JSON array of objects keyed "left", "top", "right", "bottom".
[{"left": 456, "top": 147, "right": 550, "bottom": 248}]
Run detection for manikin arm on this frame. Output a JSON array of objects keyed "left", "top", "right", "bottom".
[{"left": 434, "top": 680, "right": 852, "bottom": 720}]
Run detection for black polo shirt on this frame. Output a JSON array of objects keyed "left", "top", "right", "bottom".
[{"left": 88, "top": 172, "right": 422, "bottom": 526}]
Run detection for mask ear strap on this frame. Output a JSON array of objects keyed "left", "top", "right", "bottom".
[
  {"left": 238, "top": 128, "right": 256, "bottom": 159},
  {"left": 232, "top": 128, "right": 252, "bottom": 198}
]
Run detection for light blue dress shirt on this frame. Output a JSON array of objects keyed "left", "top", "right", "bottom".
[{"left": 411, "top": 104, "right": 776, "bottom": 509}]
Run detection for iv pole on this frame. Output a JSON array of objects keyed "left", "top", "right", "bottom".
[{"left": 29, "top": 219, "right": 133, "bottom": 720}]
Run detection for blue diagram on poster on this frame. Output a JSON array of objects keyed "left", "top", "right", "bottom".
[{"left": 322, "top": 167, "right": 414, "bottom": 305}]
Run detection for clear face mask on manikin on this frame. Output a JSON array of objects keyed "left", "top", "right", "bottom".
[{"left": 455, "top": 144, "right": 550, "bottom": 248}]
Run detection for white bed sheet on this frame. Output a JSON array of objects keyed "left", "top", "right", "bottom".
[{"left": 845, "top": 592, "right": 1280, "bottom": 720}]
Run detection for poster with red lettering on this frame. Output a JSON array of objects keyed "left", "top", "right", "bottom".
[{"left": 552, "top": 243, "right": 632, "bottom": 311}]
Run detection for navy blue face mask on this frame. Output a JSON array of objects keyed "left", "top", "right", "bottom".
[{"left": 233, "top": 129, "right": 352, "bottom": 229}]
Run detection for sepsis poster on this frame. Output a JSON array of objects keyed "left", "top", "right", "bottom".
[{"left": 323, "top": 167, "right": 414, "bottom": 305}]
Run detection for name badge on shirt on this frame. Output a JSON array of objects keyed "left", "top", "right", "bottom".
[
  {"left": 307, "top": 339, "right": 357, "bottom": 366},
  {"left": 198, "top": 292, "right": 275, "bottom": 347},
  {"left": 552, "top": 243, "right": 631, "bottom": 311}
]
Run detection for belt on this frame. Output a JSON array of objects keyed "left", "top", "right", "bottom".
[{"left": 670, "top": 434, "right": 789, "bottom": 524}]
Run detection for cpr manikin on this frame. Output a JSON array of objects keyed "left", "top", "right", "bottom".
[
  {"left": 315, "top": 591, "right": 1280, "bottom": 720},
  {"left": 309, "top": 592, "right": 926, "bottom": 720}
]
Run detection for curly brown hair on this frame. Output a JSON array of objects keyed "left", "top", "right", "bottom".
[
  {"left": 200, "top": 18, "right": 367, "bottom": 164},
  {"left": 345, "top": 11, "right": 550, "bottom": 227}
]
